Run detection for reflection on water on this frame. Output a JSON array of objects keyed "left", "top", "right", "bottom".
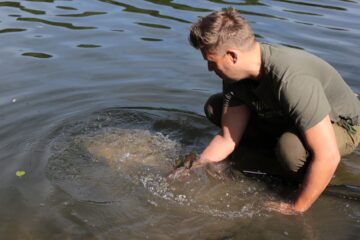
[{"left": 0, "top": 0, "right": 360, "bottom": 239}]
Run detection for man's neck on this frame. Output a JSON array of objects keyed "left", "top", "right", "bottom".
[{"left": 247, "top": 42, "right": 263, "bottom": 81}]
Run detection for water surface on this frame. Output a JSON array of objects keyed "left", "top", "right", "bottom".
[{"left": 1, "top": 0, "right": 360, "bottom": 239}]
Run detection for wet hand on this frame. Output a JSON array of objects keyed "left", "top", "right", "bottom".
[
  {"left": 264, "top": 201, "right": 300, "bottom": 215},
  {"left": 167, "top": 152, "right": 198, "bottom": 181},
  {"left": 174, "top": 152, "right": 197, "bottom": 169}
]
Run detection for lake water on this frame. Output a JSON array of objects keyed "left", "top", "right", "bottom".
[{"left": 1, "top": 0, "right": 360, "bottom": 239}]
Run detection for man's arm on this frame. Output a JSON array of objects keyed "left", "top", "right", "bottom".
[
  {"left": 294, "top": 115, "right": 340, "bottom": 212},
  {"left": 266, "top": 115, "right": 340, "bottom": 214},
  {"left": 194, "top": 104, "right": 251, "bottom": 166}
]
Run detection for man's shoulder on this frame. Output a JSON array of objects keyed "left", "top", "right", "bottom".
[
  {"left": 262, "top": 43, "right": 310, "bottom": 59},
  {"left": 262, "top": 43, "right": 338, "bottom": 85},
  {"left": 263, "top": 43, "right": 322, "bottom": 69}
]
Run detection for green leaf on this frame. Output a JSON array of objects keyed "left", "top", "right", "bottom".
[{"left": 16, "top": 171, "right": 26, "bottom": 177}]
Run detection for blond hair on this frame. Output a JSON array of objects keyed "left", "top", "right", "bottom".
[{"left": 189, "top": 8, "right": 255, "bottom": 52}]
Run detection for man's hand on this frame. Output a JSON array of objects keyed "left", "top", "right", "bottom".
[
  {"left": 167, "top": 152, "right": 203, "bottom": 180},
  {"left": 264, "top": 201, "right": 300, "bottom": 215}
]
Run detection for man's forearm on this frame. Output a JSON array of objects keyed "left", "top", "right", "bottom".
[
  {"left": 195, "top": 132, "right": 236, "bottom": 166},
  {"left": 192, "top": 105, "right": 250, "bottom": 169},
  {"left": 294, "top": 154, "right": 340, "bottom": 212}
]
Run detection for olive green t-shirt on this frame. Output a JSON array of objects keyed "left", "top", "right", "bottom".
[{"left": 223, "top": 43, "right": 360, "bottom": 132}]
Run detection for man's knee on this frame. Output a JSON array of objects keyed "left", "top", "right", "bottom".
[
  {"left": 204, "top": 93, "right": 223, "bottom": 127},
  {"left": 275, "top": 132, "right": 309, "bottom": 174}
]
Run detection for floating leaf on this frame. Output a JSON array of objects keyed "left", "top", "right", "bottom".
[{"left": 16, "top": 171, "right": 26, "bottom": 177}]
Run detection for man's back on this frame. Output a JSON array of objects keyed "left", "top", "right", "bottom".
[{"left": 223, "top": 43, "right": 360, "bottom": 131}]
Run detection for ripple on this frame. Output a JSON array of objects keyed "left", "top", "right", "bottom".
[
  {"left": 0, "top": 1, "right": 46, "bottom": 15},
  {"left": 8, "top": 14, "right": 21, "bottom": 17},
  {"left": 27, "top": 0, "right": 55, "bottom": 2},
  {"left": 136, "top": 22, "right": 171, "bottom": 29},
  {"left": 207, "top": 0, "right": 268, "bottom": 6},
  {"left": 246, "top": 11, "right": 286, "bottom": 20},
  {"left": 22, "top": 52, "right": 52, "bottom": 58},
  {"left": 56, "top": 11, "right": 107, "bottom": 18},
  {"left": 16, "top": 17, "right": 96, "bottom": 30},
  {"left": 43, "top": 108, "right": 280, "bottom": 219},
  {"left": 321, "top": 25, "right": 348, "bottom": 32},
  {"left": 273, "top": 0, "right": 347, "bottom": 11},
  {"left": 141, "top": 37, "right": 163, "bottom": 42},
  {"left": 283, "top": 9, "right": 323, "bottom": 16},
  {"left": 45, "top": 109, "right": 186, "bottom": 201},
  {"left": 143, "top": 0, "right": 210, "bottom": 12},
  {"left": 56, "top": 6, "right": 78, "bottom": 11},
  {"left": 77, "top": 44, "right": 102, "bottom": 48},
  {"left": 99, "top": 0, "right": 191, "bottom": 24},
  {"left": 0, "top": 28, "right": 26, "bottom": 34}
]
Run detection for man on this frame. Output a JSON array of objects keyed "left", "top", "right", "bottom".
[{"left": 170, "top": 8, "right": 360, "bottom": 215}]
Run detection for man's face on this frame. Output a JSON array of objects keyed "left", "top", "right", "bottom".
[{"left": 201, "top": 48, "right": 244, "bottom": 83}]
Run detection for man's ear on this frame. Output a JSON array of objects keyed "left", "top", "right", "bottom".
[{"left": 227, "top": 50, "right": 238, "bottom": 64}]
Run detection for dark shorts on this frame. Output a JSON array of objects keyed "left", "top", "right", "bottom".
[{"left": 204, "top": 93, "right": 360, "bottom": 180}]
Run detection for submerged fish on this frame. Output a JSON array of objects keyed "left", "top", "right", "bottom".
[{"left": 75, "top": 128, "right": 180, "bottom": 176}]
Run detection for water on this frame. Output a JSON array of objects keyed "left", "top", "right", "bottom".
[{"left": 1, "top": 0, "right": 360, "bottom": 239}]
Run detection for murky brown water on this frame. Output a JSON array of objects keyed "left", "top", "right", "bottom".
[{"left": 1, "top": 0, "right": 359, "bottom": 239}]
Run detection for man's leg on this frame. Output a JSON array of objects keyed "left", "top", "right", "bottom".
[
  {"left": 327, "top": 123, "right": 360, "bottom": 185},
  {"left": 332, "top": 123, "right": 360, "bottom": 156},
  {"left": 204, "top": 93, "right": 222, "bottom": 128},
  {"left": 275, "top": 123, "right": 360, "bottom": 181},
  {"left": 275, "top": 131, "right": 309, "bottom": 180}
]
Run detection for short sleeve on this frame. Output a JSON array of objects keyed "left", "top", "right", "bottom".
[
  {"left": 280, "top": 76, "right": 331, "bottom": 131},
  {"left": 222, "top": 81, "right": 245, "bottom": 107}
]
